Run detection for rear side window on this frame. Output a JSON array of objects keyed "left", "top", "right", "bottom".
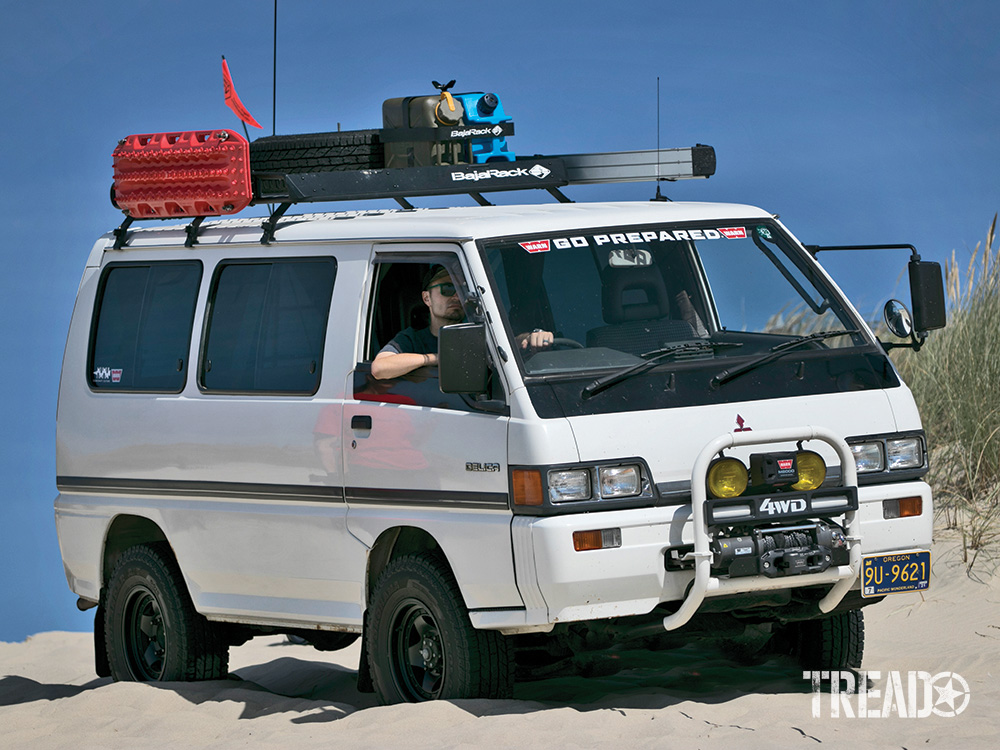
[
  {"left": 201, "top": 258, "right": 337, "bottom": 394},
  {"left": 89, "top": 262, "right": 202, "bottom": 392}
]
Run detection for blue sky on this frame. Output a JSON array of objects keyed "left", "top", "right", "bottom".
[{"left": 1, "top": 0, "right": 998, "bottom": 642}]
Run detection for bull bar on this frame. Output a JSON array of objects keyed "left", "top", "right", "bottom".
[{"left": 663, "top": 426, "right": 861, "bottom": 631}]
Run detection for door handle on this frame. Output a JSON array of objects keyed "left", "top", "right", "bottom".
[{"left": 351, "top": 415, "right": 372, "bottom": 431}]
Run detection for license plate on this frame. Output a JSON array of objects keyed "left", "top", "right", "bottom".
[{"left": 861, "top": 551, "right": 930, "bottom": 597}]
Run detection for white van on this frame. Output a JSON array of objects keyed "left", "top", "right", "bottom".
[{"left": 55, "top": 128, "right": 944, "bottom": 704}]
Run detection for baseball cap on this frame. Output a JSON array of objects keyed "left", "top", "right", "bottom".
[{"left": 422, "top": 265, "right": 451, "bottom": 290}]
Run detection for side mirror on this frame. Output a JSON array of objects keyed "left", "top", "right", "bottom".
[
  {"left": 439, "top": 323, "right": 489, "bottom": 395},
  {"left": 883, "top": 299, "right": 913, "bottom": 339},
  {"left": 909, "top": 260, "right": 946, "bottom": 332}
]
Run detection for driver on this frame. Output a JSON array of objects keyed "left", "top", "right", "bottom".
[{"left": 371, "top": 266, "right": 554, "bottom": 380}]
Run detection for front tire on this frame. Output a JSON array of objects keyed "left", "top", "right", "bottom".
[
  {"left": 791, "top": 609, "right": 865, "bottom": 669},
  {"left": 104, "top": 543, "right": 228, "bottom": 682},
  {"left": 367, "top": 554, "right": 513, "bottom": 703}
]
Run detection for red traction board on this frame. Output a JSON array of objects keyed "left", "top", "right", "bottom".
[{"left": 112, "top": 130, "right": 252, "bottom": 218}]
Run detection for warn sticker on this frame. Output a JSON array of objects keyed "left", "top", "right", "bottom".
[
  {"left": 519, "top": 240, "right": 550, "bottom": 253},
  {"left": 719, "top": 227, "right": 748, "bottom": 239},
  {"left": 93, "top": 366, "right": 123, "bottom": 384}
]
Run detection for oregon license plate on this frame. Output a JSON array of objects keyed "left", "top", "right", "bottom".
[{"left": 861, "top": 551, "right": 930, "bottom": 597}]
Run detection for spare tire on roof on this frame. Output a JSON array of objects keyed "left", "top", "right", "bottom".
[{"left": 250, "top": 129, "right": 385, "bottom": 174}]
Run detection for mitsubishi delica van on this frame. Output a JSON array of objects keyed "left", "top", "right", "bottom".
[{"left": 55, "top": 120, "right": 945, "bottom": 704}]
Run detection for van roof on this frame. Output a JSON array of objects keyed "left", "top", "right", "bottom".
[{"left": 100, "top": 200, "right": 774, "bottom": 251}]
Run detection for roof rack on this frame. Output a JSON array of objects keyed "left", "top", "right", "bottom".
[
  {"left": 109, "top": 94, "right": 715, "bottom": 247},
  {"left": 251, "top": 145, "right": 714, "bottom": 242}
]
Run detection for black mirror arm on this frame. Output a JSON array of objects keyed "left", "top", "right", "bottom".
[{"left": 879, "top": 330, "right": 927, "bottom": 352}]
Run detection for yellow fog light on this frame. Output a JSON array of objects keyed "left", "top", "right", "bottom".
[
  {"left": 707, "top": 457, "right": 749, "bottom": 498},
  {"left": 792, "top": 450, "right": 827, "bottom": 491}
]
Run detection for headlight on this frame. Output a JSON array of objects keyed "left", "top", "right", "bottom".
[
  {"left": 548, "top": 469, "right": 591, "bottom": 502},
  {"left": 851, "top": 442, "right": 885, "bottom": 473},
  {"left": 599, "top": 465, "right": 641, "bottom": 498},
  {"left": 887, "top": 437, "right": 923, "bottom": 470},
  {"left": 848, "top": 434, "right": 926, "bottom": 475}
]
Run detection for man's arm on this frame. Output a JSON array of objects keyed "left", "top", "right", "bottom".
[{"left": 370, "top": 350, "right": 438, "bottom": 380}]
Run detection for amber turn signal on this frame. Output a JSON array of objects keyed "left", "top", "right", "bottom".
[{"left": 512, "top": 469, "right": 544, "bottom": 506}]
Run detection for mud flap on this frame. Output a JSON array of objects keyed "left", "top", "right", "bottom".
[
  {"left": 356, "top": 612, "right": 374, "bottom": 693},
  {"left": 94, "top": 601, "right": 111, "bottom": 678}
]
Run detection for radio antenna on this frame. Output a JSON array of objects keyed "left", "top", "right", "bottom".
[
  {"left": 272, "top": 0, "right": 278, "bottom": 135},
  {"left": 652, "top": 76, "right": 668, "bottom": 201}
]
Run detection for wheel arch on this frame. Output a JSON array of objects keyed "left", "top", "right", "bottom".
[
  {"left": 101, "top": 514, "right": 170, "bottom": 592},
  {"left": 366, "top": 526, "right": 456, "bottom": 606}
]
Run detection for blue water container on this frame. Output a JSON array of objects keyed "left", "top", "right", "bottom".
[{"left": 453, "top": 92, "right": 515, "bottom": 163}]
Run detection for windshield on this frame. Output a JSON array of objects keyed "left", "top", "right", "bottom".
[{"left": 480, "top": 220, "right": 897, "bottom": 417}]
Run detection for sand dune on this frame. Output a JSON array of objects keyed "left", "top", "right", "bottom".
[{"left": 2, "top": 537, "right": 997, "bottom": 748}]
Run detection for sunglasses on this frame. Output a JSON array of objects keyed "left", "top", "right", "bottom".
[{"left": 428, "top": 281, "right": 458, "bottom": 297}]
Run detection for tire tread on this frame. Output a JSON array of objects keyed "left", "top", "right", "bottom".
[
  {"left": 250, "top": 129, "right": 384, "bottom": 174},
  {"left": 105, "top": 542, "right": 228, "bottom": 682},
  {"left": 795, "top": 609, "right": 865, "bottom": 670}
]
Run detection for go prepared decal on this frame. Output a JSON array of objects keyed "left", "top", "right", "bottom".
[{"left": 519, "top": 226, "right": 752, "bottom": 253}]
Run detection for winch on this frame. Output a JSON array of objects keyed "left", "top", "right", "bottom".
[{"left": 710, "top": 521, "right": 849, "bottom": 578}]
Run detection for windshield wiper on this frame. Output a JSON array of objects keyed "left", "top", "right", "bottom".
[
  {"left": 582, "top": 341, "right": 741, "bottom": 399},
  {"left": 710, "top": 329, "right": 861, "bottom": 388}
]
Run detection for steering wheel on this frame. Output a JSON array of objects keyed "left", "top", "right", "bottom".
[{"left": 548, "top": 337, "right": 584, "bottom": 350}]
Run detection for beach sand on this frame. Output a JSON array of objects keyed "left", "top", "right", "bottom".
[{"left": 2, "top": 537, "right": 997, "bottom": 748}]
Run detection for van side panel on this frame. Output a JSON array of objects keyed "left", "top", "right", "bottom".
[{"left": 55, "top": 243, "right": 370, "bottom": 628}]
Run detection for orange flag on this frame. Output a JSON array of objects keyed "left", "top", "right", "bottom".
[{"left": 221, "top": 56, "right": 263, "bottom": 129}]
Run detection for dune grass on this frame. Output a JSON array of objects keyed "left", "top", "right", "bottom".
[{"left": 893, "top": 215, "right": 1000, "bottom": 569}]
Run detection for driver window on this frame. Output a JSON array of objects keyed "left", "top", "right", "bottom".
[{"left": 353, "top": 259, "right": 473, "bottom": 410}]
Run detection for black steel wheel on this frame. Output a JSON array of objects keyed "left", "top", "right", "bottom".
[
  {"left": 390, "top": 597, "right": 446, "bottom": 700},
  {"left": 122, "top": 584, "right": 167, "bottom": 680},
  {"left": 104, "top": 543, "right": 228, "bottom": 682},
  {"left": 367, "top": 554, "right": 513, "bottom": 704}
]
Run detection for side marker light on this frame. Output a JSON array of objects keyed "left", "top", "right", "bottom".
[{"left": 573, "top": 528, "right": 623, "bottom": 551}]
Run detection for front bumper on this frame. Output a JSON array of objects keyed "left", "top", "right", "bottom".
[{"left": 474, "top": 427, "right": 932, "bottom": 633}]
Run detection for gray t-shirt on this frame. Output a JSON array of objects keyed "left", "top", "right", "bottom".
[{"left": 379, "top": 326, "right": 437, "bottom": 356}]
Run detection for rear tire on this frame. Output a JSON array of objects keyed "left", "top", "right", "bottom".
[
  {"left": 791, "top": 609, "right": 865, "bottom": 669},
  {"left": 104, "top": 543, "right": 228, "bottom": 682},
  {"left": 367, "top": 554, "right": 513, "bottom": 703}
]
